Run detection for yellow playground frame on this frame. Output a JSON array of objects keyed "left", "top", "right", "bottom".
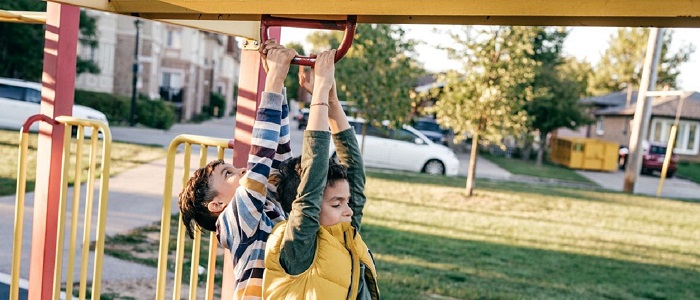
[{"left": 5, "top": 0, "right": 700, "bottom": 299}]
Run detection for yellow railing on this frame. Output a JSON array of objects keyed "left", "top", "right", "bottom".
[
  {"left": 10, "top": 115, "right": 112, "bottom": 300},
  {"left": 156, "top": 134, "right": 235, "bottom": 300}
]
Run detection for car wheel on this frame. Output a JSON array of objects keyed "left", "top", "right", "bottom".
[
  {"left": 666, "top": 171, "right": 675, "bottom": 178},
  {"left": 422, "top": 159, "right": 445, "bottom": 175}
]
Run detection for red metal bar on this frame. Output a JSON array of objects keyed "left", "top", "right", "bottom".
[
  {"left": 21, "top": 114, "right": 58, "bottom": 133},
  {"left": 28, "top": 3, "right": 79, "bottom": 299},
  {"left": 260, "top": 15, "right": 357, "bottom": 66}
]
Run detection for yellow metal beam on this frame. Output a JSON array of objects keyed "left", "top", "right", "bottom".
[
  {"left": 51, "top": 0, "right": 700, "bottom": 27},
  {"left": 0, "top": 10, "right": 46, "bottom": 24}
]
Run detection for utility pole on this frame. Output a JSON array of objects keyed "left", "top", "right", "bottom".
[
  {"left": 130, "top": 19, "right": 142, "bottom": 127},
  {"left": 623, "top": 28, "right": 664, "bottom": 193}
]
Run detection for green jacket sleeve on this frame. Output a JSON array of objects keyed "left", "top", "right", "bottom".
[
  {"left": 279, "top": 130, "right": 330, "bottom": 275},
  {"left": 333, "top": 128, "right": 366, "bottom": 231}
]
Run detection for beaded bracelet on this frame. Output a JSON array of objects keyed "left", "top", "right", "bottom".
[{"left": 309, "top": 102, "right": 329, "bottom": 107}]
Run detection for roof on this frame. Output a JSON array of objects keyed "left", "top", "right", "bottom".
[
  {"left": 594, "top": 91, "right": 700, "bottom": 120},
  {"left": 581, "top": 90, "right": 640, "bottom": 107}
]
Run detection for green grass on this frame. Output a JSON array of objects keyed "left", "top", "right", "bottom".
[
  {"left": 363, "top": 171, "right": 699, "bottom": 299},
  {"left": 481, "top": 153, "right": 596, "bottom": 184},
  {"left": 104, "top": 170, "right": 700, "bottom": 299},
  {"left": 0, "top": 129, "right": 167, "bottom": 196},
  {"left": 677, "top": 161, "right": 700, "bottom": 183}
]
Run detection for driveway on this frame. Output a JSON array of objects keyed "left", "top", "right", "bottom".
[{"left": 577, "top": 169, "right": 700, "bottom": 200}]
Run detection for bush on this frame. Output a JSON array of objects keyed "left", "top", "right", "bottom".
[
  {"left": 74, "top": 90, "right": 176, "bottom": 130},
  {"left": 137, "top": 95, "right": 176, "bottom": 129},
  {"left": 209, "top": 92, "right": 226, "bottom": 118}
]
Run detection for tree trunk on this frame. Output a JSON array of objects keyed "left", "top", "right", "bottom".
[
  {"left": 466, "top": 132, "right": 479, "bottom": 197},
  {"left": 536, "top": 131, "right": 547, "bottom": 166}
]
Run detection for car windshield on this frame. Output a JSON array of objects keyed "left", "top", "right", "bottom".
[
  {"left": 413, "top": 121, "right": 441, "bottom": 133},
  {"left": 649, "top": 145, "right": 667, "bottom": 155}
]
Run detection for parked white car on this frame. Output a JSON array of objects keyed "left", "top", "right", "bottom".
[
  {"left": 331, "top": 117, "right": 460, "bottom": 176},
  {"left": 0, "top": 77, "right": 109, "bottom": 136}
]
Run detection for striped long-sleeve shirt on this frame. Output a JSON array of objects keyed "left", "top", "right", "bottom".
[{"left": 216, "top": 91, "right": 292, "bottom": 299}]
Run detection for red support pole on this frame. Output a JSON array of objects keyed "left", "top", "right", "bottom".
[
  {"left": 223, "top": 27, "right": 281, "bottom": 299},
  {"left": 27, "top": 2, "right": 78, "bottom": 299}
]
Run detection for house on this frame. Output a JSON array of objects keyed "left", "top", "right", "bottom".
[
  {"left": 75, "top": 10, "right": 241, "bottom": 122},
  {"left": 574, "top": 91, "right": 700, "bottom": 162}
]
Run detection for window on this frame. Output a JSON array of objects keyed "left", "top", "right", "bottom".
[
  {"left": 161, "top": 72, "right": 183, "bottom": 89},
  {"left": 166, "top": 30, "right": 181, "bottom": 49},
  {"left": 650, "top": 119, "right": 700, "bottom": 155},
  {"left": 0, "top": 84, "right": 25, "bottom": 101},
  {"left": 350, "top": 122, "right": 389, "bottom": 138},
  {"left": 392, "top": 129, "right": 419, "bottom": 143},
  {"left": 25, "top": 88, "right": 41, "bottom": 104},
  {"left": 596, "top": 117, "right": 604, "bottom": 135}
]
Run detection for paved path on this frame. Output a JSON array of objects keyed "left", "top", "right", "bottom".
[{"left": 577, "top": 169, "right": 700, "bottom": 200}]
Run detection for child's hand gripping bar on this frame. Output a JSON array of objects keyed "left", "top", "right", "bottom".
[{"left": 260, "top": 15, "right": 357, "bottom": 66}]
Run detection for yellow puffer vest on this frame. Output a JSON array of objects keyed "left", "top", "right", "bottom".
[{"left": 263, "top": 221, "right": 378, "bottom": 299}]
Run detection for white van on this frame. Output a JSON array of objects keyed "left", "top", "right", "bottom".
[{"left": 0, "top": 77, "right": 109, "bottom": 135}]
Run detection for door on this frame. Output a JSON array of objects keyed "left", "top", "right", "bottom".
[
  {"left": 387, "top": 128, "right": 429, "bottom": 172},
  {"left": 0, "top": 84, "right": 41, "bottom": 130},
  {"left": 353, "top": 122, "right": 391, "bottom": 168}
]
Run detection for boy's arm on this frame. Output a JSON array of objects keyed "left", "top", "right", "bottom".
[
  {"left": 228, "top": 47, "right": 295, "bottom": 241},
  {"left": 279, "top": 50, "right": 335, "bottom": 275},
  {"left": 266, "top": 89, "right": 292, "bottom": 205},
  {"left": 328, "top": 83, "right": 366, "bottom": 230},
  {"left": 273, "top": 89, "right": 293, "bottom": 170}
]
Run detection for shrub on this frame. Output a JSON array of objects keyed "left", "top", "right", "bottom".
[
  {"left": 74, "top": 90, "right": 176, "bottom": 130},
  {"left": 137, "top": 95, "right": 176, "bottom": 129},
  {"left": 209, "top": 92, "right": 226, "bottom": 118}
]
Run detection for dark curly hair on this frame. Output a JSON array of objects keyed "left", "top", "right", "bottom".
[
  {"left": 178, "top": 159, "right": 224, "bottom": 239},
  {"left": 275, "top": 156, "right": 348, "bottom": 214}
]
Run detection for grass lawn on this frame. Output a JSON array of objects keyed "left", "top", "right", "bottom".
[
  {"left": 482, "top": 153, "right": 596, "bottom": 184},
  {"left": 0, "top": 129, "right": 167, "bottom": 196},
  {"left": 677, "top": 161, "right": 700, "bottom": 183},
  {"left": 104, "top": 170, "right": 700, "bottom": 299}
]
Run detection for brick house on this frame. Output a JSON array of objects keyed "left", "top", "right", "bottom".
[{"left": 581, "top": 91, "right": 700, "bottom": 162}]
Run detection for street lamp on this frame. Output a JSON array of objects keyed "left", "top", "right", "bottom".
[{"left": 130, "top": 19, "right": 142, "bottom": 127}]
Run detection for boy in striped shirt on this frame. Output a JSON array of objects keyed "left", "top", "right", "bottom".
[{"left": 178, "top": 40, "right": 296, "bottom": 299}]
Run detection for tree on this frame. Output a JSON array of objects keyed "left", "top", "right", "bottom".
[
  {"left": 0, "top": 0, "right": 46, "bottom": 81},
  {"left": 0, "top": 1, "right": 100, "bottom": 81},
  {"left": 76, "top": 10, "right": 101, "bottom": 75},
  {"left": 306, "top": 25, "right": 423, "bottom": 152},
  {"left": 524, "top": 27, "right": 594, "bottom": 165},
  {"left": 430, "top": 26, "right": 537, "bottom": 196},
  {"left": 283, "top": 42, "right": 305, "bottom": 103},
  {"left": 589, "top": 28, "right": 695, "bottom": 95}
]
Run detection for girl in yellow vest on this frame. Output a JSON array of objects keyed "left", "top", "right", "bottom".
[{"left": 263, "top": 50, "right": 380, "bottom": 300}]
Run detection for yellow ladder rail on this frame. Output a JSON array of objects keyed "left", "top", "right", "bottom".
[
  {"left": 156, "top": 134, "right": 234, "bottom": 300},
  {"left": 10, "top": 115, "right": 111, "bottom": 300}
]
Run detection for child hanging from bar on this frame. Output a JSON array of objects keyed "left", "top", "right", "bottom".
[
  {"left": 177, "top": 39, "right": 296, "bottom": 299},
  {"left": 263, "top": 50, "right": 380, "bottom": 299}
]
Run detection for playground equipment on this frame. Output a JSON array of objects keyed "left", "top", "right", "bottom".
[
  {"left": 156, "top": 135, "right": 234, "bottom": 300},
  {"left": 11, "top": 115, "right": 111, "bottom": 300},
  {"left": 5, "top": 0, "right": 700, "bottom": 298}
]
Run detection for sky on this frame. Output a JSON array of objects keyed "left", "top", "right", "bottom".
[{"left": 280, "top": 25, "right": 700, "bottom": 92}]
